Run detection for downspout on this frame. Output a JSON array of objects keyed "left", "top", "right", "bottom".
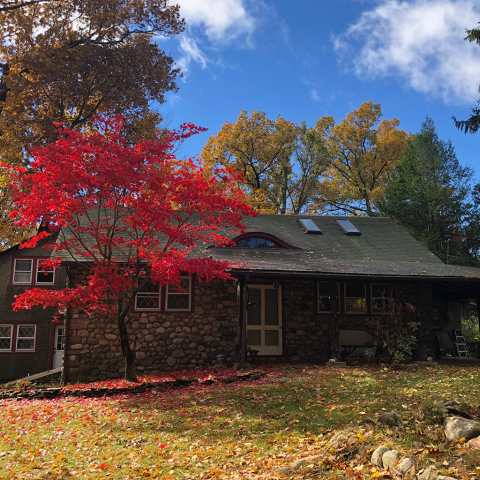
[{"left": 62, "top": 267, "right": 72, "bottom": 385}]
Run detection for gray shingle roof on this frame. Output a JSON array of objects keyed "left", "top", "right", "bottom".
[{"left": 57, "top": 214, "right": 480, "bottom": 280}]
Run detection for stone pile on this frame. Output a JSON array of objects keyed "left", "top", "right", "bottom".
[{"left": 371, "top": 445, "right": 414, "bottom": 476}]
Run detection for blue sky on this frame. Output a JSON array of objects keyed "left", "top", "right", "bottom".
[{"left": 158, "top": 0, "right": 480, "bottom": 174}]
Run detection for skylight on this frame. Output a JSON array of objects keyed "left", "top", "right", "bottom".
[
  {"left": 335, "top": 219, "right": 361, "bottom": 236},
  {"left": 298, "top": 218, "right": 322, "bottom": 234}
]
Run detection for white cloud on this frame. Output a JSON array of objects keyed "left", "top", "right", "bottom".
[
  {"left": 311, "top": 89, "right": 320, "bottom": 101},
  {"left": 178, "top": 0, "right": 258, "bottom": 44},
  {"left": 177, "top": 36, "right": 209, "bottom": 77},
  {"left": 174, "top": 1, "right": 263, "bottom": 79},
  {"left": 333, "top": 0, "right": 480, "bottom": 103}
]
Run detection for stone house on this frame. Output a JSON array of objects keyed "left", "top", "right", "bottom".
[
  {"left": 0, "top": 234, "right": 67, "bottom": 382},
  {"left": 60, "top": 215, "right": 480, "bottom": 383}
]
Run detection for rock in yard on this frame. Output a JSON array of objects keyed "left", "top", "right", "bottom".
[
  {"left": 371, "top": 445, "right": 390, "bottom": 467},
  {"left": 290, "top": 459, "right": 307, "bottom": 470},
  {"left": 417, "top": 466, "right": 438, "bottom": 480},
  {"left": 378, "top": 412, "right": 402, "bottom": 426},
  {"left": 382, "top": 450, "right": 399, "bottom": 471},
  {"left": 397, "top": 458, "right": 414, "bottom": 476},
  {"left": 443, "top": 416, "right": 480, "bottom": 442},
  {"left": 466, "top": 435, "right": 480, "bottom": 449},
  {"left": 358, "top": 418, "right": 376, "bottom": 427},
  {"left": 274, "top": 467, "right": 291, "bottom": 476},
  {"left": 330, "top": 431, "right": 348, "bottom": 447}
]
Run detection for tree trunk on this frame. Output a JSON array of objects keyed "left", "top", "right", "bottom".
[
  {"left": 125, "top": 349, "right": 137, "bottom": 382},
  {"left": 117, "top": 310, "right": 137, "bottom": 382}
]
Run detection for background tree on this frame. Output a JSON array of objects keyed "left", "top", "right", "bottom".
[
  {"left": 462, "top": 182, "right": 480, "bottom": 262},
  {"left": 379, "top": 117, "right": 475, "bottom": 265},
  {"left": 0, "top": 0, "right": 184, "bottom": 247},
  {"left": 8, "top": 116, "right": 255, "bottom": 381},
  {"left": 274, "top": 119, "right": 329, "bottom": 214},
  {"left": 314, "top": 101, "right": 410, "bottom": 216},
  {"left": 453, "top": 23, "right": 480, "bottom": 134},
  {"left": 201, "top": 110, "right": 299, "bottom": 213}
]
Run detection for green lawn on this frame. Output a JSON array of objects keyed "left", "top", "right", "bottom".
[{"left": 1, "top": 364, "right": 479, "bottom": 479}]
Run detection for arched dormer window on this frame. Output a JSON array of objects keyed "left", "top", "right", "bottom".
[{"left": 232, "top": 233, "right": 298, "bottom": 249}]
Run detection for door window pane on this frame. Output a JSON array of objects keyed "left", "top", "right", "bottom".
[
  {"left": 264, "top": 289, "right": 278, "bottom": 325},
  {"left": 247, "top": 289, "right": 261, "bottom": 325},
  {"left": 247, "top": 330, "right": 261, "bottom": 346},
  {"left": 56, "top": 327, "right": 65, "bottom": 351},
  {"left": 265, "top": 330, "right": 279, "bottom": 346}
]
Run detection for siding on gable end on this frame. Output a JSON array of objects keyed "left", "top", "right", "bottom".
[{"left": 0, "top": 237, "right": 67, "bottom": 381}]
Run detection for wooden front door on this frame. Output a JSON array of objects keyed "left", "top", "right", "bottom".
[{"left": 247, "top": 285, "right": 282, "bottom": 355}]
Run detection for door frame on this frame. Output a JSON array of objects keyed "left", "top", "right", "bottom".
[
  {"left": 246, "top": 282, "right": 284, "bottom": 356},
  {"left": 49, "top": 321, "right": 64, "bottom": 370}
]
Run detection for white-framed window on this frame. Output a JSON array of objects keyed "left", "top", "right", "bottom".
[
  {"left": 35, "top": 260, "right": 55, "bottom": 285},
  {"left": 135, "top": 283, "right": 161, "bottom": 311},
  {"left": 371, "top": 283, "right": 393, "bottom": 313},
  {"left": 345, "top": 282, "right": 367, "bottom": 313},
  {"left": 166, "top": 277, "right": 191, "bottom": 311},
  {"left": 0, "top": 325, "right": 13, "bottom": 351},
  {"left": 16, "top": 325, "right": 36, "bottom": 351},
  {"left": 317, "top": 281, "right": 340, "bottom": 313},
  {"left": 13, "top": 259, "right": 33, "bottom": 284}
]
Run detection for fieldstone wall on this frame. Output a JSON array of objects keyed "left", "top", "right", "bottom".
[
  {"left": 65, "top": 268, "right": 436, "bottom": 382},
  {"left": 66, "top": 267, "right": 239, "bottom": 383}
]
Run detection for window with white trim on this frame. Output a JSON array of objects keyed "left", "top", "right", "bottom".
[
  {"left": 135, "top": 283, "right": 161, "bottom": 310},
  {"left": 166, "top": 277, "right": 191, "bottom": 311},
  {"left": 345, "top": 282, "right": 367, "bottom": 313},
  {"left": 13, "top": 259, "right": 33, "bottom": 284},
  {"left": 371, "top": 283, "right": 393, "bottom": 313},
  {"left": 12, "top": 258, "right": 56, "bottom": 286},
  {"left": 36, "top": 260, "right": 55, "bottom": 285},
  {"left": 0, "top": 325, "right": 12, "bottom": 351},
  {"left": 318, "top": 281, "right": 340, "bottom": 313},
  {"left": 16, "top": 325, "right": 36, "bottom": 351}
]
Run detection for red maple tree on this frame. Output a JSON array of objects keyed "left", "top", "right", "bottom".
[{"left": 8, "top": 116, "right": 255, "bottom": 381}]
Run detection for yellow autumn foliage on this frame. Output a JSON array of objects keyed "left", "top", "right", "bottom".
[
  {"left": 315, "top": 101, "right": 411, "bottom": 216},
  {"left": 201, "top": 110, "right": 299, "bottom": 213}
]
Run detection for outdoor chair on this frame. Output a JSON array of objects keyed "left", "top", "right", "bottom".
[{"left": 436, "top": 332, "right": 455, "bottom": 357}]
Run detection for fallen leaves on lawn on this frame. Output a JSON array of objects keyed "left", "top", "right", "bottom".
[{"left": 0, "top": 364, "right": 479, "bottom": 479}]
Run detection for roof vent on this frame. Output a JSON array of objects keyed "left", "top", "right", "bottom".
[
  {"left": 298, "top": 218, "right": 322, "bottom": 234},
  {"left": 335, "top": 218, "right": 361, "bottom": 236}
]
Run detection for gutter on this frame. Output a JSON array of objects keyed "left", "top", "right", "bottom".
[{"left": 228, "top": 269, "right": 480, "bottom": 283}]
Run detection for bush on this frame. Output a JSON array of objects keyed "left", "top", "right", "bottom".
[{"left": 461, "top": 315, "right": 480, "bottom": 342}]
